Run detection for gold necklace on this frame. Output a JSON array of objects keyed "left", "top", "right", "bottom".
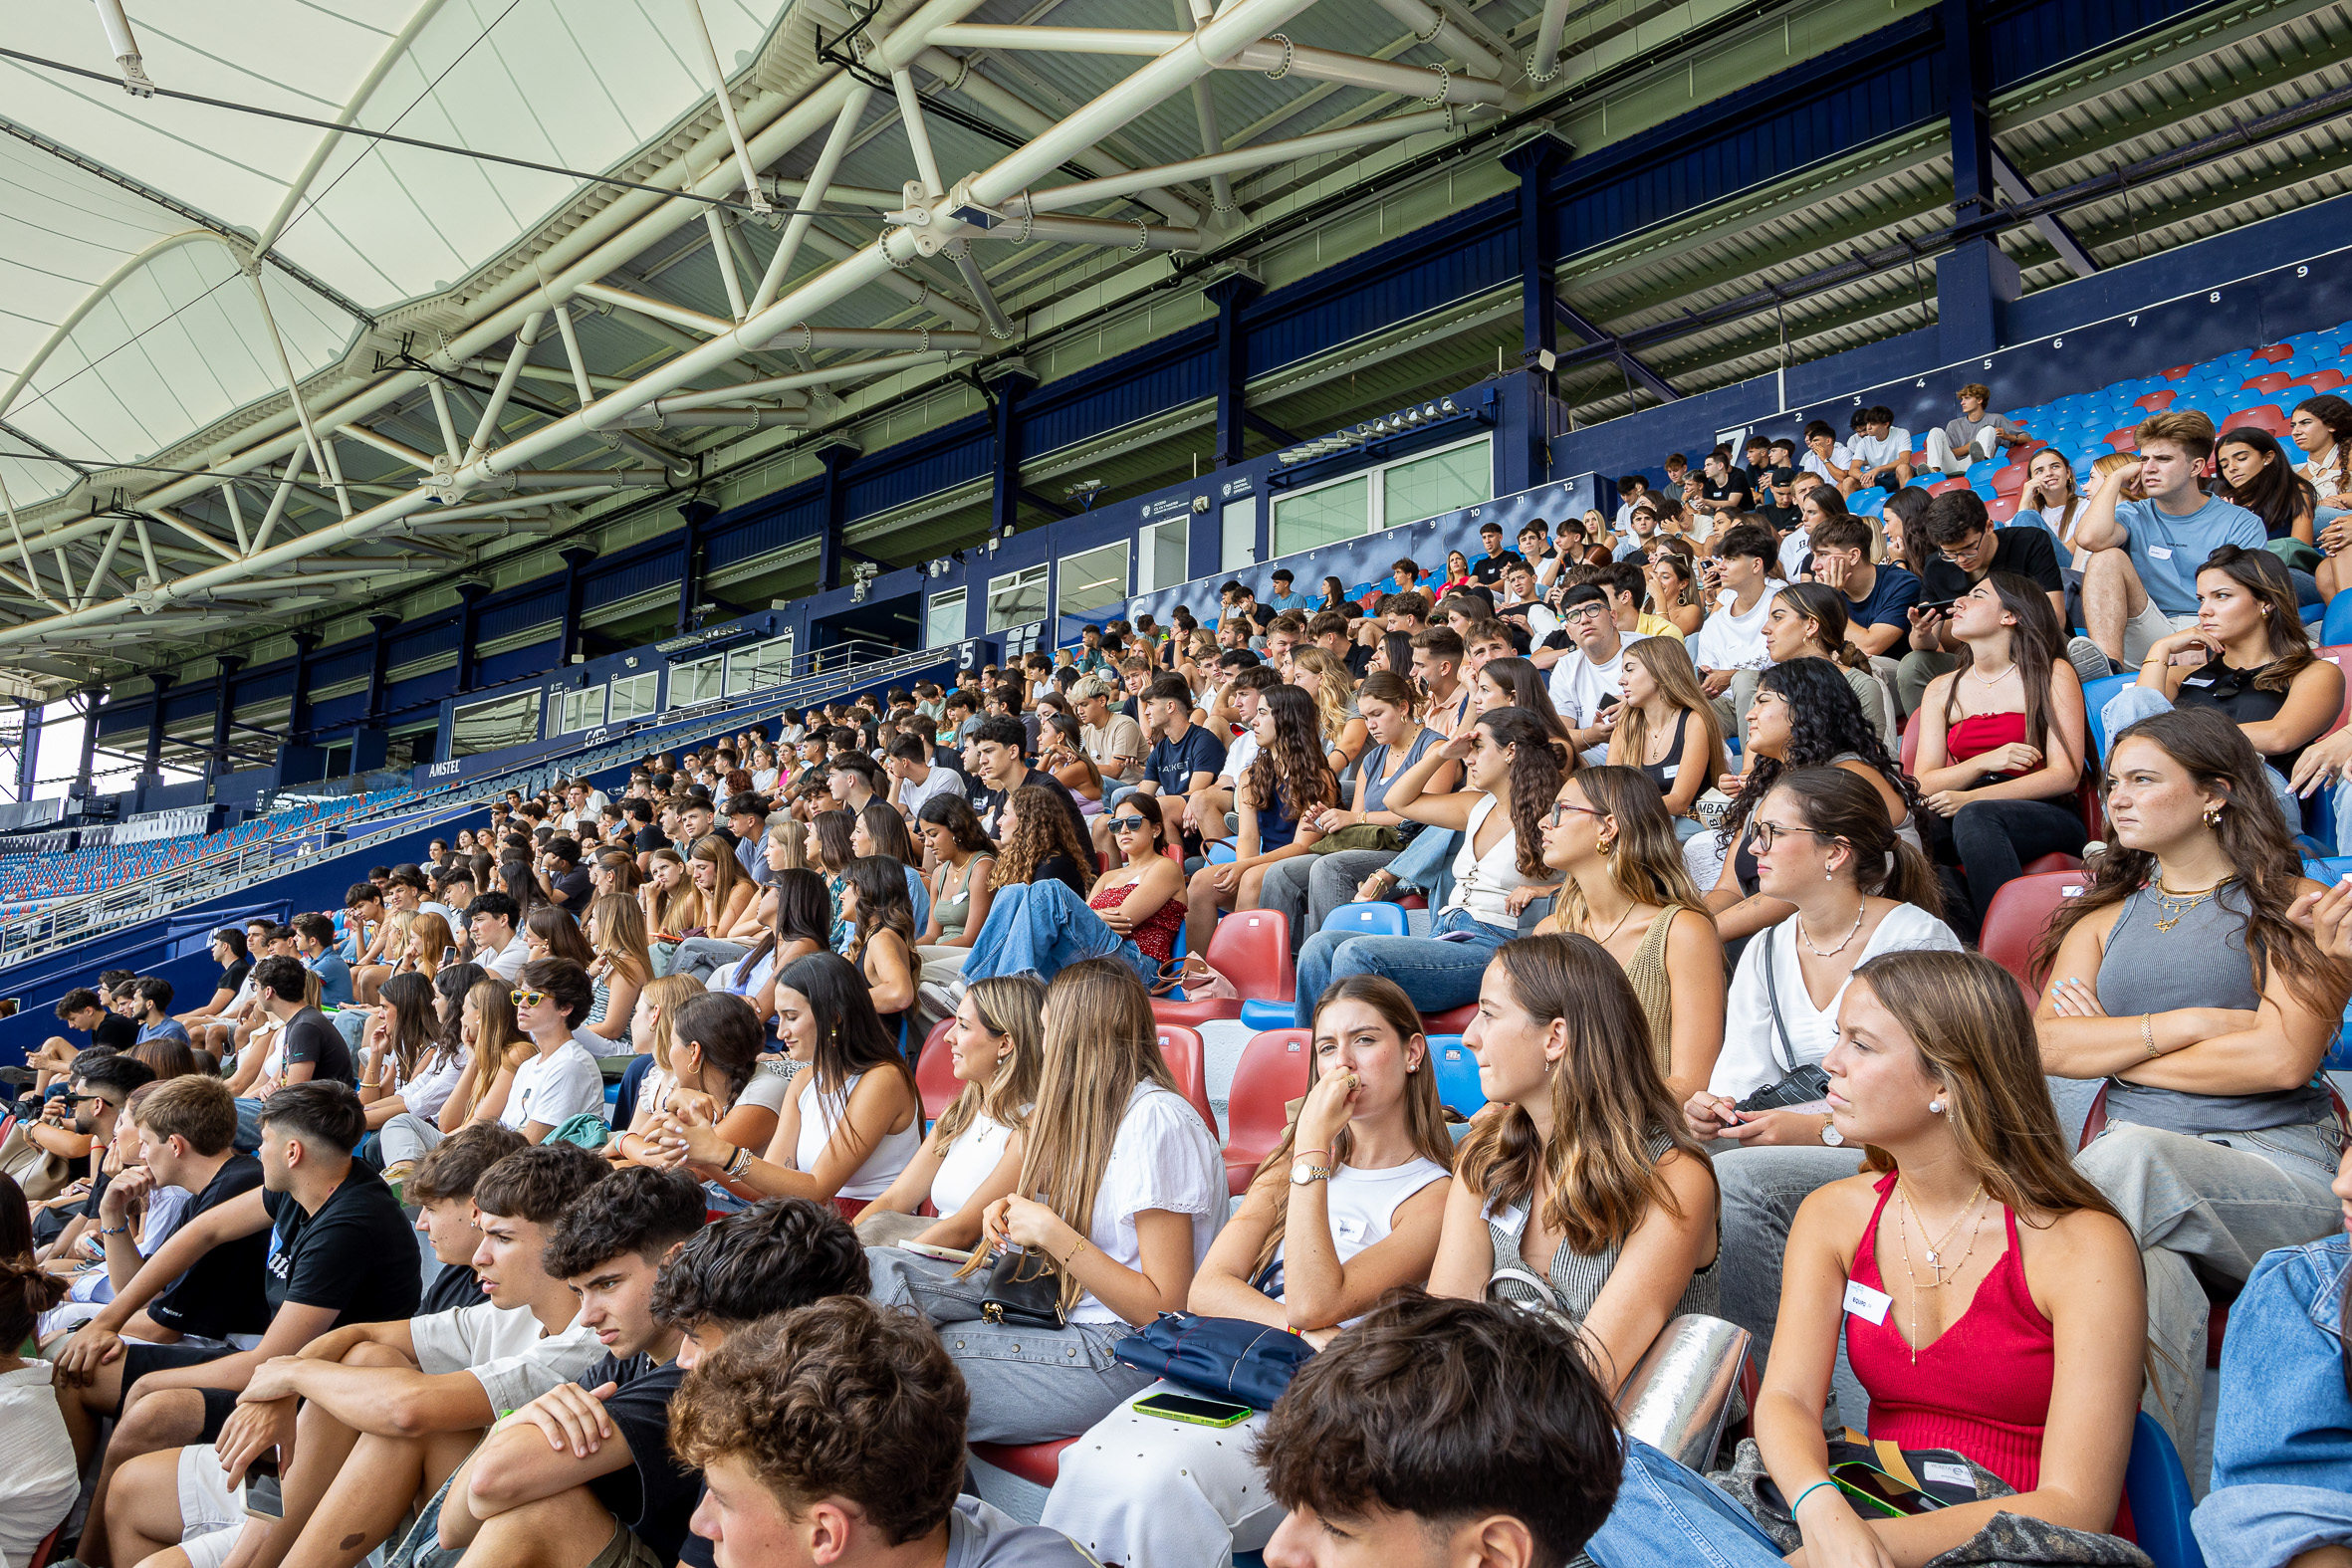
[
  {"left": 1897, "top": 1178, "right": 1986, "bottom": 1279},
  {"left": 1893, "top": 1183, "right": 1989, "bottom": 1363},
  {"left": 2151, "top": 874, "right": 2230, "bottom": 933},
  {"left": 1584, "top": 894, "right": 1639, "bottom": 944}
]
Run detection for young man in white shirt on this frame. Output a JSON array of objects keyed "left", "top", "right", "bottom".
[
  {"left": 467, "top": 891, "right": 529, "bottom": 983},
  {"left": 1848, "top": 404, "right": 1914, "bottom": 491},
  {"left": 1798, "top": 418, "right": 1862, "bottom": 496},
  {"left": 884, "top": 732, "right": 964, "bottom": 820},
  {"left": 120, "top": 1139, "right": 610, "bottom": 1568},
  {"left": 1543, "top": 585, "right": 1626, "bottom": 764},
  {"left": 1689, "top": 523, "right": 1778, "bottom": 730},
  {"left": 502, "top": 960, "right": 608, "bottom": 1142},
  {"left": 1410, "top": 626, "right": 1474, "bottom": 738}
]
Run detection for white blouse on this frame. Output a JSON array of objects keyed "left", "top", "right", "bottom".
[
  {"left": 930, "top": 1112, "right": 1016, "bottom": 1217},
  {"left": 1708, "top": 902, "right": 1962, "bottom": 1100},
  {"left": 1068, "top": 1082, "right": 1226, "bottom": 1326}
]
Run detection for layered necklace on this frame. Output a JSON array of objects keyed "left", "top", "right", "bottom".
[{"left": 1892, "top": 1179, "right": 1989, "bottom": 1364}]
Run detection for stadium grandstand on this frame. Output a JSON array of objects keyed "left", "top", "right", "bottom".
[{"left": 1, "top": 1, "right": 2349, "bottom": 1566}]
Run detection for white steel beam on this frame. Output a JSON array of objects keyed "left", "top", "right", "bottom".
[{"left": 1009, "top": 110, "right": 1457, "bottom": 212}]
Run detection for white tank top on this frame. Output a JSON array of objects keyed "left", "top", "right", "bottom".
[
  {"left": 1445, "top": 793, "right": 1532, "bottom": 928},
  {"left": 1276, "top": 1155, "right": 1451, "bottom": 1323},
  {"left": 929, "top": 1113, "right": 1016, "bottom": 1217},
  {"left": 794, "top": 1068, "right": 922, "bottom": 1200}
]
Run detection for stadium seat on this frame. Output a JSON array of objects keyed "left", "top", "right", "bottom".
[
  {"left": 2292, "top": 367, "right": 2347, "bottom": 392},
  {"left": 1978, "top": 869, "right": 2091, "bottom": 1007},
  {"left": 2325, "top": 595, "right": 2352, "bottom": 649},
  {"left": 2241, "top": 370, "right": 2297, "bottom": 395},
  {"left": 2082, "top": 672, "right": 2135, "bottom": 759},
  {"left": 2249, "top": 342, "right": 2295, "bottom": 363},
  {"left": 1422, "top": 1003, "right": 1478, "bottom": 1032},
  {"left": 970, "top": 1439, "right": 1075, "bottom": 1489},
  {"left": 1224, "top": 1028, "right": 1313, "bottom": 1193},
  {"left": 1155, "top": 1023, "right": 1219, "bottom": 1138},
  {"left": 2103, "top": 426, "right": 2141, "bottom": 451},
  {"left": 915, "top": 1018, "right": 959, "bottom": 1123},
  {"left": 2314, "top": 645, "right": 2352, "bottom": 736},
  {"left": 2122, "top": 1413, "right": 2207, "bottom": 1568},
  {"left": 1428, "top": 1034, "right": 1486, "bottom": 1115},
  {"left": 1320, "top": 902, "right": 1410, "bottom": 938},
  {"left": 1927, "top": 477, "right": 1971, "bottom": 495},
  {"left": 1153, "top": 911, "right": 1294, "bottom": 1025},
  {"left": 2159, "top": 362, "right": 2197, "bottom": 380},
  {"left": 2131, "top": 390, "right": 2178, "bottom": 412},
  {"left": 2223, "top": 404, "right": 2291, "bottom": 439}
]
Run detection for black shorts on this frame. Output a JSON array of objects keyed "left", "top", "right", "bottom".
[{"left": 119, "top": 1340, "right": 242, "bottom": 1440}]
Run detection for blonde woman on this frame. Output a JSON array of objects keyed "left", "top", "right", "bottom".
[
  {"left": 858, "top": 974, "right": 1044, "bottom": 1248},
  {"left": 583, "top": 894, "right": 652, "bottom": 1047},
  {"left": 680, "top": 833, "right": 754, "bottom": 939},
  {"left": 1606, "top": 636, "right": 1729, "bottom": 836},
  {"left": 1292, "top": 644, "right": 1368, "bottom": 772},
  {"left": 866, "top": 957, "right": 1224, "bottom": 1443},
  {"left": 640, "top": 847, "right": 690, "bottom": 937},
  {"left": 1044, "top": 975, "right": 1454, "bottom": 1564},
  {"left": 400, "top": 912, "right": 454, "bottom": 982}
]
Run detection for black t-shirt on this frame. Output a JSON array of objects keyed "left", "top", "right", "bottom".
[
  {"left": 422, "top": 1260, "right": 483, "bottom": 1315},
  {"left": 1702, "top": 474, "right": 1754, "bottom": 512},
  {"left": 1470, "top": 550, "right": 1528, "bottom": 586},
  {"left": 145, "top": 1153, "right": 269, "bottom": 1340},
  {"left": 1034, "top": 853, "right": 1094, "bottom": 902},
  {"left": 575, "top": 1353, "right": 702, "bottom": 1562},
  {"left": 278, "top": 1007, "right": 355, "bottom": 1086},
  {"left": 214, "top": 960, "right": 252, "bottom": 1002},
  {"left": 632, "top": 824, "right": 669, "bottom": 856},
  {"left": 92, "top": 1011, "right": 136, "bottom": 1050},
  {"left": 975, "top": 766, "right": 1091, "bottom": 849},
  {"left": 261, "top": 1164, "right": 421, "bottom": 1324},
  {"left": 551, "top": 867, "right": 592, "bottom": 908},
  {"left": 1918, "top": 526, "right": 2064, "bottom": 602}
]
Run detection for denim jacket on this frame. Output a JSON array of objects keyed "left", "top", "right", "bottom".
[{"left": 2192, "top": 1233, "right": 2352, "bottom": 1568}]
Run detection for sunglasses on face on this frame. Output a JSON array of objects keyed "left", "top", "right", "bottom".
[
  {"left": 510, "top": 990, "right": 548, "bottom": 1008},
  {"left": 1108, "top": 815, "right": 1150, "bottom": 831}
]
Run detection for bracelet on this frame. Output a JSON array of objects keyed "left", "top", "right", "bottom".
[
  {"left": 100, "top": 1223, "right": 130, "bottom": 1237},
  {"left": 724, "top": 1145, "right": 751, "bottom": 1179},
  {"left": 1788, "top": 1479, "right": 1839, "bottom": 1519},
  {"left": 1062, "top": 1237, "right": 1091, "bottom": 1268},
  {"left": 2140, "top": 1012, "right": 2159, "bottom": 1058}
]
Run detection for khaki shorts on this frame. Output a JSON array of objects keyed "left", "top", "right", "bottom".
[
  {"left": 2121, "top": 602, "right": 2199, "bottom": 668},
  {"left": 585, "top": 1516, "right": 667, "bottom": 1568}
]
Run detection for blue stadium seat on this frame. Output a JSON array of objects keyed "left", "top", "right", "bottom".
[
  {"left": 1428, "top": 1034, "right": 1485, "bottom": 1116},
  {"left": 1320, "top": 903, "right": 1409, "bottom": 938},
  {"left": 2122, "top": 1412, "right": 2207, "bottom": 1568},
  {"left": 2323, "top": 592, "right": 2352, "bottom": 648},
  {"left": 2081, "top": 673, "right": 2135, "bottom": 760}
]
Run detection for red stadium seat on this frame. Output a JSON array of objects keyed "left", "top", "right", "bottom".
[
  {"left": 1155, "top": 1023, "right": 1219, "bottom": 1140},
  {"left": 2314, "top": 645, "right": 2352, "bottom": 736},
  {"left": 971, "top": 1439, "right": 1076, "bottom": 1488},
  {"left": 2104, "top": 426, "right": 2141, "bottom": 451},
  {"left": 1986, "top": 493, "right": 2020, "bottom": 524},
  {"left": 1899, "top": 708, "right": 1921, "bottom": 774},
  {"left": 2249, "top": 342, "right": 2295, "bottom": 363},
  {"left": 2159, "top": 362, "right": 2198, "bottom": 380},
  {"left": 915, "top": 1018, "right": 960, "bottom": 1122},
  {"left": 1224, "top": 1028, "right": 1312, "bottom": 1194},
  {"left": 2297, "top": 367, "right": 2349, "bottom": 392},
  {"left": 2131, "top": 390, "right": 2178, "bottom": 412},
  {"left": 2021, "top": 852, "right": 2083, "bottom": 875},
  {"left": 1423, "top": 1003, "right": 1479, "bottom": 1032},
  {"left": 1991, "top": 461, "right": 2032, "bottom": 497},
  {"left": 1151, "top": 910, "right": 1293, "bottom": 1024},
  {"left": 2241, "top": 371, "right": 2296, "bottom": 394},
  {"left": 2222, "top": 404, "right": 2291, "bottom": 440},
  {"left": 1927, "top": 477, "right": 1971, "bottom": 494},
  {"left": 1978, "top": 869, "right": 2091, "bottom": 1007}
]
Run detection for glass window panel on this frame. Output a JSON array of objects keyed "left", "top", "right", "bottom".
[
  {"left": 1057, "top": 541, "right": 1129, "bottom": 619},
  {"left": 1272, "top": 475, "right": 1368, "bottom": 556},
  {"left": 1381, "top": 438, "right": 1491, "bottom": 527},
  {"left": 449, "top": 691, "right": 540, "bottom": 757},
  {"left": 927, "top": 587, "right": 967, "bottom": 648},
  {"left": 986, "top": 564, "right": 1049, "bottom": 632}
]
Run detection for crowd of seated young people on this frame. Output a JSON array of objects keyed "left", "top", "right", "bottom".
[{"left": 19, "top": 370, "right": 2352, "bottom": 1568}]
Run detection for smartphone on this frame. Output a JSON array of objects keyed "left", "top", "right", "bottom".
[
  {"left": 1132, "top": 1391, "right": 1254, "bottom": 1427},
  {"left": 896, "top": 1240, "right": 973, "bottom": 1263},
  {"left": 1914, "top": 598, "right": 1958, "bottom": 617},
  {"left": 241, "top": 1451, "right": 285, "bottom": 1520}
]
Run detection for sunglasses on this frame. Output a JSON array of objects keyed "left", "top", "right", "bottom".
[
  {"left": 510, "top": 989, "right": 548, "bottom": 1008},
  {"left": 1108, "top": 815, "right": 1151, "bottom": 831}
]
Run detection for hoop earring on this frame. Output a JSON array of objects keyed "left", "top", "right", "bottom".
[
  {"left": 2204, "top": 805, "right": 2224, "bottom": 827},
  {"left": 1597, "top": 836, "right": 1616, "bottom": 858}
]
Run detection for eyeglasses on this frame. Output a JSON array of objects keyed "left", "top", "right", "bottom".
[
  {"left": 1938, "top": 535, "right": 1988, "bottom": 560},
  {"left": 1108, "top": 816, "right": 1150, "bottom": 831},
  {"left": 1748, "top": 820, "right": 1836, "bottom": 850},
  {"left": 510, "top": 990, "right": 548, "bottom": 1008},
  {"left": 1562, "top": 605, "right": 1610, "bottom": 624},
  {"left": 1545, "top": 801, "right": 1608, "bottom": 828}
]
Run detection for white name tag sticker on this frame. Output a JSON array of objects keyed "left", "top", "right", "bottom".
[
  {"left": 2147, "top": 545, "right": 2173, "bottom": 560},
  {"left": 1483, "top": 1198, "right": 1529, "bottom": 1238},
  {"left": 1661, "top": 764, "right": 1680, "bottom": 781},
  {"left": 1923, "top": 1461, "right": 1975, "bottom": 1489},
  {"left": 1842, "top": 1278, "right": 1894, "bottom": 1325}
]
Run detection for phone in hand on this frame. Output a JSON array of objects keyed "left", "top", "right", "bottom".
[
  {"left": 1132, "top": 1391, "right": 1253, "bottom": 1427},
  {"left": 1914, "top": 598, "right": 1958, "bottom": 618}
]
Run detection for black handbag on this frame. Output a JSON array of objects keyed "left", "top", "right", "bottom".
[
  {"left": 979, "top": 1247, "right": 1065, "bottom": 1328},
  {"left": 1736, "top": 926, "right": 1833, "bottom": 1113}
]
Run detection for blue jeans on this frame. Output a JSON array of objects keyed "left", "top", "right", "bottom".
[
  {"left": 1585, "top": 1437, "right": 1786, "bottom": 1567},
  {"left": 2099, "top": 685, "right": 2300, "bottom": 827},
  {"left": 960, "top": 878, "right": 1157, "bottom": 989},
  {"left": 1294, "top": 906, "right": 1508, "bottom": 1026},
  {"left": 1382, "top": 824, "right": 1456, "bottom": 894}
]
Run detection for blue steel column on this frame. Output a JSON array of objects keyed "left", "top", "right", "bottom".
[
  {"left": 452, "top": 582, "right": 491, "bottom": 694},
  {"left": 141, "top": 672, "right": 175, "bottom": 782},
  {"left": 17, "top": 699, "right": 41, "bottom": 801},
  {"left": 1936, "top": 0, "right": 2017, "bottom": 362},
  {"left": 676, "top": 499, "right": 718, "bottom": 631},
  {"left": 816, "top": 440, "right": 860, "bottom": 592},
  {"left": 984, "top": 360, "right": 1036, "bottom": 543},
  {"left": 364, "top": 613, "right": 401, "bottom": 728},
  {"left": 1500, "top": 132, "right": 1571, "bottom": 496},
  {"left": 1207, "top": 273, "right": 1263, "bottom": 469},
  {"left": 72, "top": 685, "right": 101, "bottom": 799},
  {"left": 287, "top": 630, "right": 321, "bottom": 746},
  {"left": 208, "top": 655, "right": 243, "bottom": 775},
  {"left": 558, "top": 547, "right": 598, "bottom": 664}
]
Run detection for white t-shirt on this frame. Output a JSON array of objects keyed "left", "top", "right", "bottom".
[
  {"left": 1799, "top": 444, "right": 1853, "bottom": 484},
  {"left": 503, "top": 1039, "right": 606, "bottom": 1131},
  {"left": 1545, "top": 643, "right": 1626, "bottom": 730},
  {"left": 1068, "top": 1082, "right": 1225, "bottom": 1326},
  {"left": 481, "top": 939, "right": 529, "bottom": 982},
  {"left": 1689, "top": 589, "right": 1773, "bottom": 673},
  {"left": 1709, "top": 902, "right": 1963, "bottom": 1100},
  {"left": 400, "top": 1047, "right": 470, "bottom": 1123},
  {"left": 897, "top": 765, "right": 967, "bottom": 818},
  {"left": 410, "top": 1300, "right": 609, "bottom": 1416},
  {"left": 931, "top": 1113, "right": 1016, "bottom": 1217},
  {"left": 0, "top": 1362, "right": 78, "bottom": 1565},
  {"left": 1777, "top": 527, "right": 1813, "bottom": 579},
  {"left": 1848, "top": 429, "right": 1911, "bottom": 470},
  {"left": 1221, "top": 730, "right": 1261, "bottom": 783}
]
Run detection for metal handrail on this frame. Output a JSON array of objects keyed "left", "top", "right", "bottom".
[{"left": 0, "top": 641, "right": 961, "bottom": 973}]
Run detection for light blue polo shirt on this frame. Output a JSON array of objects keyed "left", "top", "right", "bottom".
[{"left": 2113, "top": 494, "right": 2263, "bottom": 616}]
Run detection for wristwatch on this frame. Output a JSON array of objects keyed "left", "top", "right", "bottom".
[
  {"left": 1291, "top": 1160, "right": 1333, "bottom": 1185},
  {"left": 1819, "top": 1113, "right": 1845, "bottom": 1148}
]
